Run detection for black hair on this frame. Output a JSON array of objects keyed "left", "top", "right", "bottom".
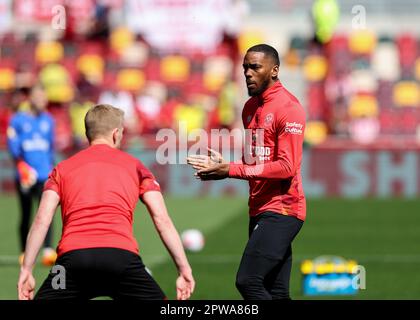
[{"left": 247, "top": 44, "right": 280, "bottom": 66}]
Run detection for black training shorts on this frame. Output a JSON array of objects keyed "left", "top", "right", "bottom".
[{"left": 35, "top": 247, "right": 166, "bottom": 300}]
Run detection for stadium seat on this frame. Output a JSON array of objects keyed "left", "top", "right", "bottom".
[
  {"left": 379, "top": 107, "right": 395, "bottom": 134},
  {"left": 307, "top": 83, "right": 326, "bottom": 120},
  {"left": 400, "top": 108, "right": 419, "bottom": 134},
  {"left": 203, "top": 56, "right": 233, "bottom": 92},
  {"left": 415, "top": 58, "right": 420, "bottom": 81},
  {"left": 348, "top": 94, "right": 379, "bottom": 118},
  {"left": 116, "top": 69, "right": 145, "bottom": 92},
  {"left": 329, "top": 52, "right": 352, "bottom": 75},
  {"left": 349, "top": 69, "right": 378, "bottom": 94},
  {"left": 304, "top": 121, "right": 328, "bottom": 145},
  {"left": 184, "top": 73, "right": 205, "bottom": 96},
  {"left": 371, "top": 42, "right": 400, "bottom": 81},
  {"left": 349, "top": 30, "right": 377, "bottom": 56},
  {"left": 110, "top": 27, "right": 135, "bottom": 54},
  {"left": 35, "top": 41, "right": 64, "bottom": 65},
  {"left": 39, "top": 64, "right": 74, "bottom": 103},
  {"left": 376, "top": 80, "right": 394, "bottom": 108},
  {"left": 327, "top": 34, "right": 349, "bottom": 54},
  {"left": 160, "top": 56, "right": 190, "bottom": 83},
  {"left": 283, "top": 49, "right": 301, "bottom": 68},
  {"left": 119, "top": 42, "right": 149, "bottom": 67},
  {"left": 348, "top": 117, "right": 380, "bottom": 144},
  {"left": 238, "top": 30, "right": 266, "bottom": 55},
  {"left": 61, "top": 57, "right": 78, "bottom": 82},
  {"left": 173, "top": 103, "right": 206, "bottom": 133},
  {"left": 77, "top": 54, "right": 105, "bottom": 84},
  {"left": 303, "top": 54, "right": 328, "bottom": 82},
  {"left": 393, "top": 81, "right": 420, "bottom": 107},
  {"left": 0, "top": 68, "right": 15, "bottom": 90},
  {"left": 396, "top": 33, "right": 418, "bottom": 69},
  {"left": 17, "top": 41, "right": 36, "bottom": 67},
  {"left": 78, "top": 41, "right": 106, "bottom": 56}
]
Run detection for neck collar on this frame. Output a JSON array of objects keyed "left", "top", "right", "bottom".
[{"left": 258, "top": 81, "right": 282, "bottom": 104}]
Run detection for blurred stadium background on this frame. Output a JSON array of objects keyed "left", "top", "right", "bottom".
[{"left": 0, "top": 0, "right": 420, "bottom": 299}]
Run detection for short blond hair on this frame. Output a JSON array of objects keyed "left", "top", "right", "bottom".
[{"left": 85, "top": 104, "right": 124, "bottom": 142}]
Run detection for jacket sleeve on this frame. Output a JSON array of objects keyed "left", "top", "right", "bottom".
[
  {"left": 7, "top": 117, "right": 22, "bottom": 161},
  {"left": 228, "top": 103, "right": 305, "bottom": 180}
]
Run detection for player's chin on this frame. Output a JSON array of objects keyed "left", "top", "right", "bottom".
[{"left": 247, "top": 88, "right": 260, "bottom": 97}]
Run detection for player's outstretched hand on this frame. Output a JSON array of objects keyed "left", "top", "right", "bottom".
[
  {"left": 176, "top": 269, "right": 195, "bottom": 300},
  {"left": 196, "top": 163, "right": 230, "bottom": 181},
  {"left": 187, "top": 148, "right": 224, "bottom": 171},
  {"left": 17, "top": 268, "right": 35, "bottom": 300}
]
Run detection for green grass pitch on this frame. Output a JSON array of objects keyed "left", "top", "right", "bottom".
[{"left": 0, "top": 195, "right": 419, "bottom": 300}]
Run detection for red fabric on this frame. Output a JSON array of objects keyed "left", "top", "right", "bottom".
[
  {"left": 228, "top": 82, "right": 306, "bottom": 221},
  {"left": 44, "top": 144, "right": 161, "bottom": 257}
]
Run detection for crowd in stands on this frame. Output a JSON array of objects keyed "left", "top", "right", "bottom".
[
  {"left": 289, "top": 30, "right": 420, "bottom": 145},
  {"left": 0, "top": 3, "right": 419, "bottom": 151}
]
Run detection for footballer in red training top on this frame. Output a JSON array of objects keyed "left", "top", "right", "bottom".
[
  {"left": 188, "top": 44, "right": 305, "bottom": 300},
  {"left": 18, "top": 104, "right": 194, "bottom": 301}
]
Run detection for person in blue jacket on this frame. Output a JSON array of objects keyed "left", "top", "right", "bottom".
[{"left": 7, "top": 85, "right": 57, "bottom": 266}]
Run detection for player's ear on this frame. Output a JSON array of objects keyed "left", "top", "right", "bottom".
[
  {"left": 111, "top": 128, "right": 119, "bottom": 145},
  {"left": 271, "top": 65, "right": 279, "bottom": 80}
]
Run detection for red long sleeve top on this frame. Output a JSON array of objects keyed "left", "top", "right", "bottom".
[{"left": 229, "top": 81, "right": 306, "bottom": 221}]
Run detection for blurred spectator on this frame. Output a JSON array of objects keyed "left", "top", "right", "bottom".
[
  {"left": 11, "top": 87, "right": 31, "bottom": 113},
  {"left": 98, "top": 86, "right": 137, "bottom": 133},
  {"left": 215, "top": 80, "right": 239, "bottom": 129},
  {"left": 6, "top": 85, "right": 56, "bottom": 266},
  {"left": 135, "top": 81, "right": 167, "bottom": 134},
  {"left": 87, "top": 3, "right": 111, "bottom": 40},
  {"left": 173, "top": 95, "right": 207, "bottom": 134},
  {"left": 69, "top": 98, "right": 92, "bottom": 150},
  {"left": 38, "top": 63, "right": 74, "bottom": 104},
  {"left": 312, "top": 0, "right": 340, "bottom": 44}
]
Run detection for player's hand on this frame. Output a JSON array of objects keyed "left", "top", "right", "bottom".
[
  {"left": 196, "top": 163, "right": 230, "bottom": 180},
  {"left": 17, "top": 160, "right": 37, "bottom": 190},
  {"left": 176, "top": 268, "right": 195, "bottom": 300},
  {"left": 17, "top": 267, "right": 36, "bottom": 300},
  {"left": 187, "top": 148, "right": 224, "bottom": 171}
]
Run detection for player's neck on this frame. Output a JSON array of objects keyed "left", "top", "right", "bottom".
[
  {"left": 90, "top": 138, "right": 115, "bottom": 148},
  {"left": 29, "top": 107, "right": 42, "bottom": 116}
]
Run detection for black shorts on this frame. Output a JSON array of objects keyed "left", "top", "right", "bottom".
[{"left": 35, "top": 248, "right": 166, "bottom": 300}]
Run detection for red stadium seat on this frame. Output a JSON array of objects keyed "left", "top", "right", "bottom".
[
  {"left": 307, "top": 83, "right": 327, "bottom": 120},
  {"left": 396, "top": 33, "right": 418, "bottom": 69},
  {"left": 144, "top": 58, "right": 161, "bottom": 82}
]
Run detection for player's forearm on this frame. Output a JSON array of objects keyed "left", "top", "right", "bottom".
[
  {"left": 228, "top": 159, "right": 295, "bottom": 180},
  {"left": 155, "top": 219, "right": 192, "bottom": 273},
  {"left": 22, "top": 217, "right": 51, "bottom": 271},
  {"left": 143, "top": 192, "right": 191, "bottom": 273},
  {"left": 22, "top": 190, "right": 59, "bottom": 271}
]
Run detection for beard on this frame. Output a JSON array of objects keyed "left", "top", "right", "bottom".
[{"left": 247, "top": 78, "right": 271, "bottom": 97}]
